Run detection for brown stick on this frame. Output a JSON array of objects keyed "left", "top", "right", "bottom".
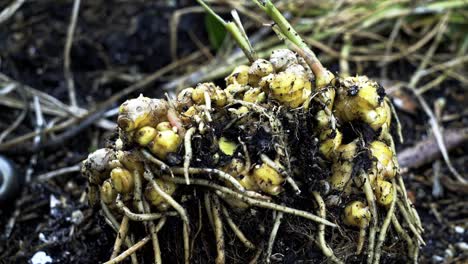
[{"left": 397, "top": 128, "right": 467, "bottom": 169}]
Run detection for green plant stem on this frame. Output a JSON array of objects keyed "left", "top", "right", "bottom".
[
  {"left": 197, "top": 0, "right": 255, "bottom": 62},
  {"left": 225, "top": 22, "right": 255, "bottom": 62},
  {"left": 252, "top": 0, "right": 331, "bottom": 86}
]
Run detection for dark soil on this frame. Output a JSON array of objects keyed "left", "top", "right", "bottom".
[{"left": 1, "top": 1, "right": 467, "bottom": 264}]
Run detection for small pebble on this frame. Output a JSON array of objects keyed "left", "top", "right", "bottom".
[
  {"left": 444, "top": 248, "right": 454, "bottom": 258},
  {"left": 431, "top": 255, "right": 443, "bottom": 263},
  {"left": 30, "top": 251, "right": 52, "bottom": 264},
  {"left": 38, "top": 233, "right": 48, "bottom": 243},
  {"left": 454, "top": 226, "right": 465, "bottom": 234},
  {"left": 70, "top": 210, "right": 84, "bottom": 225},
  {"left": 50, "top": 195, "right": 62, "bottom": 218},
  {"left": 456, "top": 242, "right": 468, "bottom": 251}
]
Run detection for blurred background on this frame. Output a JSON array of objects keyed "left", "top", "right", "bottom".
[{"left": 0, "top": 0, "right": 467, "bottom": 263}]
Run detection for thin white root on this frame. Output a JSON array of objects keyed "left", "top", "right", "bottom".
[
  {"left": 143, "top": 149, "right": 248, "bottom": 193},
  {"left": 143, "top": 200, "right": 162, "bottom": 264},
  {"left": 396, "top": 175, "right": 411, "bottom": 210},
  {"left": 249, "top": 248, "right": 263, "bottom": 264},
  {"left": 214, "top": 189, "right": 336, "bottom": 227},
  {"left": 357, "top": 221, "right": 367, "bottom": 255},
  {"left": 143, "top": 169, "right": 189, "bottom": 224},
  {"left": 260, "top": 154, "right": 300, "bottom": 194},
  {"left": 221, "top": 205, "right": 255, "bottom": 249},
  {"left": 183, "top": 127, "right": 196, "bottom": 185},
  {"left": 411, "top": 205, "right": 423, "bottom": 233},
  {"left": 412, "top": 241, "right": 420, "bottom": 264},
  {"left": 141, "top": 149, "right": 174, "bottom": 177},
  {"left": 312, "top": 192, "right": 343, "bottom": 264},
  {"left": 155, "top": 217, "right": 167, "bottom": 232},
  {"left": 110, "top": 215, "right": 129, "bottom": 260},
  {"left": 150, "top": 220, "right": 162, "bottom": 264},
  {"left": 373, "top": 179, "right": 397, "bottom": 264},
  {"left": 63, "top": 0, "right": 80, "bottom": 108},
  {"left": 397, "top": 175, "right": 424, "bottom": 232},
  {"left": 203, "top": 91, "right": 213, "bottom": 122},
  {"left": 100, "top": 201, "right": 138, "bottom": 264},
  {"left": 204, "top": 192, "right": 215, "bottom": 231},
  {"left": 190, "top": 202, "right": 204, "bottom": 260},
  {"left": 361, "top": 171, "right": 377, "bottom": 264},
  {"left": 239, "top": 137, "right": 251, "bottom": 175},
  {"left": 183, "top": 221, "right": 190, "bottom": 264},
  {"left": 162, "top": 175, "right": 268, "bottom": 200},
  {"left": 266, "top": 211, "right": 283, "bottom": 263},
  {"left": 386, "top": 98, "right": 404, "bottom": 144},
  {"left": 162, "top": 176, "right": 336, "bottom": 227},
  {"left": 391, "top": 215, "right": 415, "bottom": 259},
  {"left": 143, "top": 168, "right": 190, "bottom": 264},
  {"left": 116, "top": 197, "right": 177, "bottom": 221},
  {"left": 397, "top": 200, "right": 425, "bottom": 245},
  {"left": 211, "top": 195, "right": 225, "bottom": 264},
  {"left": 133, "top": 170, "right": 145, "bottom": 214},
  {"left": 397, "top": 176, "right": 423, "bottom": 232},
  {"left": 104, "top": 235, "right": 151, "bottom": 264},
  {"left": 171, "top": 167, "right": 246, "bottom": 193}
]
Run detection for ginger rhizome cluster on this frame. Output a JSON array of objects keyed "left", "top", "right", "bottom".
[{"left": 82, "top": 48, "right": 422, "bottom": 264}]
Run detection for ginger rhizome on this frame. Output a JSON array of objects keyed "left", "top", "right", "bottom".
[{"left": 83, "top": 47, "right": 421, "bottom": 264}]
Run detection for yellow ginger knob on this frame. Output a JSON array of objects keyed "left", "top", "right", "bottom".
[
  {"left": 118, "top": 95, "right": 168, "bottom": 132},
  {"left": 268, "top": 71, "right": 312, "bottom": 108},
  {"left": 334, "top": 76, "right": 388, "bottom": 131},
  {"left": 249, "top": 59, "right": 274, "bottom": 77},
  {"left": 252, "top": 163, "right": 284, "bottom": 195},
  {"left": 226, "top": 65, "right": 250, "bottom": 86},
  {"left": 243, "top": 88, "right": 265, "bottom": 104},
  {"left": 344, "top": 201, "right": 371, "bottom": 227},
  {"left": 330, "top": 161, "right": 353, "bottom": 191},
  {"left": 224, "top": 83, "right": 246, "bottom": 98},
  {"left": 284, "top": 64, "right": 308, "bottom": 80},
  {"left": 110, "top": 167, "right": 134, "bottom": 194},
  {"left": 192, "top": 83, "right": 227, "bottom": 107},
  {"left": 150, "top": 122, "right": 181, "bottom": 159},
  {"left": 269, "top": 49, "right": 298, "bottom": 71},
  {"left": 176, "top": 87, "right": 195, "bottom": 111},
  {"left": 319, "top": 87, "right": 336, "bottom": 109},
  {"left": 329, "top": 140, "right": 357, "bottom": 191},
  {"left": 316, "top": 110, "right": 330, "bottom": 129},
  {"left": 238, "top": 174, "right": 258, "bottom": 191},
  {"left": 319, "top": 129, "right": 343, "bottom": 159},
  {"left": 248, "top": 59, "right": 274, "bottom": 86},
  {"left": 374, "top": 179, "right": 394, "bottom": 206},
  {"left": 362, "top": 101, "right": 391, "bottom": 131},
  {"left": 144, "top": 179, "right": 177, "bottom": 211},
  {"left": 100, "top": 179, "right": 117, "bottom": 204},
  {"left": 82, "top": 148, "right": 115, "bottom": 185},
  {"left": 191, "top": 83, "right": 208, "bottom": 104},
  {"left": 369, "top": 141, "right": 397, "bottom": 180},
  {"left": 115, "top": 150, "right": 144, "bottom": 174},
  {"left": 135, "top": 126, "right": 157, "bottom": 146},
  {"left": 221, "top": 158, "right": 244, "bottom": 178},
  {"left": 180, "top": 106, "right": 199, "bottom": 124}
]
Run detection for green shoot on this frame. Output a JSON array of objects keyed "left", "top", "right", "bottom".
[
  {"left": 251, "top": 0, "right": 333, "bottom": 87},
  {"left": 197, "top": 0, "right": 256, "bottom": 62}
]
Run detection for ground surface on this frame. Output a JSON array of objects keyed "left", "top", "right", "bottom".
[{"left": 0, "top": 1, "right": 467, "bottom": 263}]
